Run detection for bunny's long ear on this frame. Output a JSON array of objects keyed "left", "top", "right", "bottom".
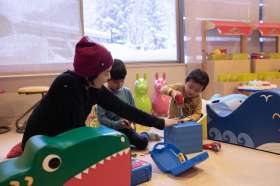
[
  {"left": 144, "top": 73, "right": 147, "bottom": 80},
  {"left": 136, "top": 73, "right": 139, "bottom": 80},
  {"left": 162, "top": 72, "right": 166, "bottom": 80},
  {"left": 155, "top": 72, "right": 159, "bottom": 80}
]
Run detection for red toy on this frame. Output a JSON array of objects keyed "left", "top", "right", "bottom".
[
  {"left": 175, "top": 94, "right": 184, "bottom": 105},
  {"left": 175, "top": 94, "right": 185, "bottom": 119},
  {"left": 152, "top": 72, "right": 170, "bottom": 116},
  {"left": 6, "top": 143, "right": 23, "bottom": 159},
  {"left": 203, "top": 142, "right": 221, "bottom": 152}
]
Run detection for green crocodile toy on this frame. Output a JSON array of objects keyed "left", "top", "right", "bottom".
[{"left": 0, "top": 126, "right": 131, "bottom": 186}]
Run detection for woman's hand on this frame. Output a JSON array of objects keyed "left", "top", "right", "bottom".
[
  {"left": 121, "top": 119, "right": 132, "bottom": 129},
  {"left": 170, "top": 90, "right": 181, "bottom": 99},
  {"left": 164, "top": 118, "right": 179, "bottom": 128}
]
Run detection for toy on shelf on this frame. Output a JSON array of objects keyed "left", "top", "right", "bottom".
[
  {"left": 164, "top": 121, "right": 202, "bottom": 154},
  {"left": 152, "top": 72, "right": 170, "bottom": 117},
  {"left": 251, "top": 52, "right": 269, "bottom": 60},
  {"left": 208, "top": 48, "right": 228, "bottom": 60},
  {"left": 208, "top": 49, "right": 249, "bottom": 60},
  {"left": 134, "top": 73, "right": 152, "bottom": 132},
  {"left": 0, "top": 126, "right": 131, "bottom": 186},
  {"left": 238, "top": 80, "right": 277, "bottom": 95},
  {"left": 203, "top": 142, "right": 222, "bottom": 152},
  {"left": 131, "top": 159, "right": 152, "bottom": 186},
  {"left": 207, "top": 89, "right": 280, "bottom": 154},
  {"left": 150, "top": 143, "right": 209, "bottom": 176},
  {"left": 238, "top": 80, "right": 277, "bottom": 91}
]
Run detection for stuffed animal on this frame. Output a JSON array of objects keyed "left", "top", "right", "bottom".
[
  {"left": 152, "top": 72, "right": 170, "bottom": 116},
  {"left": 134, "top": 73, "right": 152, "bottom": 132}
]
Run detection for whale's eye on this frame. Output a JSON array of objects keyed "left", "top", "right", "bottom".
[{"left": 42, "top": 154, "right": 62, "bottom": 172}]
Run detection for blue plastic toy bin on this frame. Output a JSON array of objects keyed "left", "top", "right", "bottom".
[{"left": 150, "top": 142, "right": 209, "bottom": 176}]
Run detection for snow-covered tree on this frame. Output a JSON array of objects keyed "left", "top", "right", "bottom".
[
  {"left": 142, "top": 0, "right": 169, "bottom": 50},
  {"left": 94, "top": 0, "right": 134, "bottom": 43},
  {"left": 90, "top": 0, "right": 171, "bottom": 50}
]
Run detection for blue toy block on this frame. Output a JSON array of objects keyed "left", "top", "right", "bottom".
[
  {"left": 207, "top": 89, "right": 280, "bottom": 154},
  {"left": 131, "top": 159, "right": 152, "bottom": 186},
  {"left": 164, "top": 122, "right": 202, "bottom": 154}
]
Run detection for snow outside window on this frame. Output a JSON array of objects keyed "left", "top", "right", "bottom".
[{"left": 83, "top": 0, "right": 178, "bottom": 62}]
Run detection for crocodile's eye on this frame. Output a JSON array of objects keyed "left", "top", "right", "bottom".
[{"left": 42, "top": 154, "right": 62, "bottom": 172}]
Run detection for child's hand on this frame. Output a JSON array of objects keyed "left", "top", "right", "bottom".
[
  {"left": 171, "top": 90, "right": 184, "bottom": 105},
  {"left": 164, "top": 118, "right": 179, "bottom": 127},
  {"left": 177, "top": 117, "right": 191, "bottom": 123}
]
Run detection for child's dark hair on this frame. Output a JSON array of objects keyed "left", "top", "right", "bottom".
[
  {"left": 110, "top": 59, "right": 127, "bottom": 80},
  {"left": 185, "top": 69, "right": 209, "bottom": 90}
]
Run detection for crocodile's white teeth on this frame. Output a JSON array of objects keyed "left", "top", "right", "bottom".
[
  {"left": 75, "top": 173, "right": 82, "bottom": 179},
  {"left": 119, "top": 148, "right": 130, "bottom": 155},
  {"left": 73, "top": 148, "right": 131, "bottom": 180},
  {"left": 124, "top": 148, "right": 130, "bottom": 154},
  {"left": 118, "top": 150, "right": 124, "bottom": 156},
  {"left": 83, "top": 168, "right": 89, "bottom": 174},
  {"left": 106, "top": 156, "right": 111, "bottom": 160}
]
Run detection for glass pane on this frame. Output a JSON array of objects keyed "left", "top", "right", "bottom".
[
  {"left": 83, "top": 0, "right": 177, "bottom": 62},
  {"left": 0, "top": 0, "right": 81, "bottom": 66}
]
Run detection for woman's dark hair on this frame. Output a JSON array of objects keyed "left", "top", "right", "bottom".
[
  {"left": 185, "top": 69, "right": 209, "bottom": 90},
  {"left": 110, "top": 59, "right": 127, "bottom": 80},
  {"left": 88, "top": 75, "right": 98, "bottom": 82}
]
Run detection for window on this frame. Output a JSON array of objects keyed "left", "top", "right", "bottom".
[
  {"left": 83, "top": 0, "right": 178, "bottom": 62},
  {"left": 0, "top": 0, "right": 81, "bottom": 67}
]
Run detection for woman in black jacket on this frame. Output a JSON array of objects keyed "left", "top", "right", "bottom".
[{"left": 22, "top": 36, "right": 178, "bottom": 149}]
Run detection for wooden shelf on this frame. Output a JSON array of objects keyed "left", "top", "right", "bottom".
[
  {"left": 255, "top": 23, "right": 280, "bottom": 53},
  {"left": 203, "top": 60, "right": 250, "bottom": 98},
  {"left": 201, "top": 21, "right": 253, "bottom": 98},
  {"left": 251, "top": 59, "right": 280, "bottom": 73}
]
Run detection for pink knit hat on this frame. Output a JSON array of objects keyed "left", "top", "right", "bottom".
[{"left": 73, "top": 36, "right": 113, "bottom": 78}]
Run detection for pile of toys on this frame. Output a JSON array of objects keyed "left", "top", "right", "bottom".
[
  {"left": 238, "top": 80, "right": 277, "bottom": 90},
  {"left": 208, "top": 48, "right": 249, "bottom": 60},
  {"left": 0, "top": 108, "right": 222, "bottom": 186}
]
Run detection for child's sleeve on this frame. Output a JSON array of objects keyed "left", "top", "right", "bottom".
[
  {"left": 161, "top": 83, "right": 184, "bottom": 96},
  {"left": 126, "top": 88, "right": 135, "bottom": 107},
  {"left": 183, "top": 97, "right": 203, "bottom": 122},
  {"left": 96, "top": 105, "right": 123, "bottom": 130}
]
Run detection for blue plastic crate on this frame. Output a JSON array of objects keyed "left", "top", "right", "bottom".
[
  {"left": 150, "top": 142, "right": 208, "bottom": 176},
  {"left": 131, "top": 159, "right": 152, "bottom": 186},
  {"left": 164, "top": 122, "right": 202, "bottom": 154}
]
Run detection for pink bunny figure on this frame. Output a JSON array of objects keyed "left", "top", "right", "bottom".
[{"left": 152, "top": 72, "right": 171, "bottom": 116}]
